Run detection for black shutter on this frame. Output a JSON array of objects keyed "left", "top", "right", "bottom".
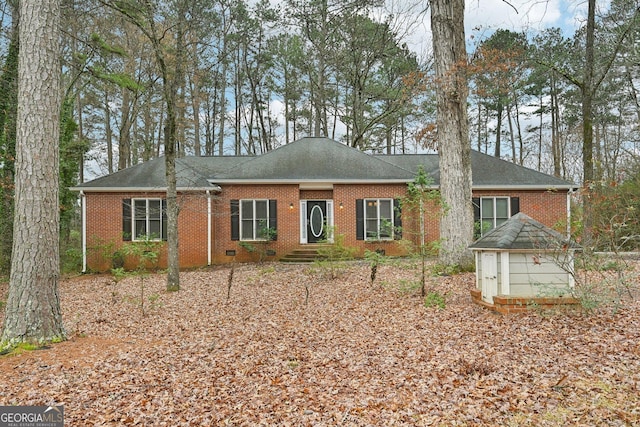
[
  {"left": 231, "top": 200, "right": 240, "bottom": 241},
  {"left": 356, "top": 199, "right": 364, "bottom": 240},
  {"left": 510, "top": 197, "right": 520, "bottom": 216},
  {"left": 161, "top": 199, "right": 167, "bottom": 241},
  {"left": 394, "top": 199, "right": 402, "bottom": 240},
  {"left": 472, "top": 197, "right": 481, "bottom": 240},
  {"left": 472, "top": 197, "right": 480, "bottom": 222},
  {"left": 268, "top": 200, "right": 277, "bottom": 241},
  {"left": 123, "top": 199, "right": 132, "bottom": 241}
]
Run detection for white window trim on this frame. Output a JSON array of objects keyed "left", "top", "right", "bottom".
[
  {"left": 364, "top": 198, "right": 394, "bottom": 241},
  {"left": 299, "top": 200, "right": 307, "bottom": 243},
  {"left": 479, "top": 196, "right": 510, "bottom": 236},
  {"left": 326, "top": 200, "right": 334, "bottom": 243},
  {"left": 132, "top": 198, "right": 163, "bottom": 241},
  {"left": 240, "top": 199, "right": 270, "bottom": 241}
]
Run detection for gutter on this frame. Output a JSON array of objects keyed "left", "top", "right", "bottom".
[
  {"left": 208, "top": 179, "right": 411, "bottom": 185},
  {"left": 471, "top": 185, "right": 577, "bottom": 191},
  {"left": 69, "top": 186, "right": 220, "bottom": 193}
]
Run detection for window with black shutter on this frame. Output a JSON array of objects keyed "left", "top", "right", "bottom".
[
  {"left": 356, "top": 198, "right": 397, "bottom": 241},
  {"left": 231, "top": 199, "right": 277, "bottom": 241},
  {"left": 474, "top": 196, "right": 519, "bottom": 238},
  {"left": 124, "top": 198, "right": 166, "bottom": 241}
]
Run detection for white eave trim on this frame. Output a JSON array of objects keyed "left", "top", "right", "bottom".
[
  {"left": 70, "top": 185, "right": 222, "bottom": 192},
  {"left": 471, "top": 185, "right": 577, "bottom": 191},
  {"left": 469, "top": 247, "right": 579, "bottom": 252},
  {"left": 209, "top": 178, "right": 412, "bottom": 185},
  {"left": 72, "top": 183, "right": 575, "bottom": 192}
]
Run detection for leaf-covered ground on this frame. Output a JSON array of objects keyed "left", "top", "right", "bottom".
[{"left": 1, "top": 261, "right": 639, "bottom": 426}]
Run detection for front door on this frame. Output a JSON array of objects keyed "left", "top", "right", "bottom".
[{"left": 306, "top": 201, "right": 327, "bottom": 243}]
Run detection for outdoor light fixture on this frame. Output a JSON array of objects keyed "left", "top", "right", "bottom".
[
  {"left": 289, "top": 203, "right": 294, "bottom": 210},
  {"left": 339, "top": 202, "right": 344, "bottom": 209}
]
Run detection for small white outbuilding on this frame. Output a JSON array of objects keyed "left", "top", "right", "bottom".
[{"left": 468, "top": 212, "right": 580, "bottom": 313}]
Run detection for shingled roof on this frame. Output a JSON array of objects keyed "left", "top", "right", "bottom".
[
  {"left": 213, "top": 137, "right": 411, "bottom": 182},
  {"left": 73, "top": 137, "right": 576, "bottom": 191},
  {"left": 468, "top": 212, "right": 579, "bottom": 250}
]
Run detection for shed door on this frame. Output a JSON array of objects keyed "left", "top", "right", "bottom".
[{"left": 481, "top": 252, "right": 498, "bottom": 303}]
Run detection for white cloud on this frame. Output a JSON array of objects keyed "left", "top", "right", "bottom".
[
  {"left": 465, "top": 0, "right": 563, "bottom": 33},
  {"left": 400, "top": 0, "right": 590, "bottom": 56}
]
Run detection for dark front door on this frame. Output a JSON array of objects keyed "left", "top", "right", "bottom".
[{"left": 306, "top": 201, "right": 327, "bottom": 243}]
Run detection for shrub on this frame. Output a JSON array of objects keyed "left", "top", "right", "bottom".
[{"left": 424, "top": 291, "right": 446, "bottom": 309}]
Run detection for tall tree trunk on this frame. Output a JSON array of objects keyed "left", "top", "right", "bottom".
[
  {"left": 537, "top": 94, "right": 543, "bottom": 171},
  {"left": 76, "top": 91, "right": 85, "bottom": 182},
  {"left": 550, "top": 74, "right": 561, "bottom": 177},
  {"left": 118, "top": 79, "right": 133, "bottom": 170},
  {"left": 190, "top": 72, "right": 201, "bottom": 156},
  {"left": 507, "top": 103, "right": 516, "bottom": 161},
  {"left": 476, "top": 102, "right": 482, "bottom": 151},
  {"left": 494, "top": 101, "right": 503, "bottom": 158},
  {"left": 234, "top": 48, "right": 242, "bottom": 155},
  {"left": 218, "top": 60, "right": 228, "bottom": 156},
  {"left": 626, "top": 66, "right": 640, "bottom": 123},
  {"left": 512, "top": 99, "right": 524, "bottom": 165},
  {"left": 430, "top": 0, "right": 474, "bottom": 265},
  {"left": 2, "top": 0, "right": 65, "bottom": 348},
  {"left": 581, "top": 0, "right": 597, "bottom": 249},
  {"left": 582, "top": 0, "right": 596, "bottom": 185},
  {"left": 0, "top": 4, "right": 19, "bottom": 274},
  {"left": 177, "top": 78, "right": 187, "bottom": 157},
  {"left": 129, "top": 0, "right": 184, "bottom": 291},
  {"left": 284, "top": 70, "right": 291, "bottom": 144},
  {"left": 164, "top": 116, "right": 180, "bottom": 291},
  {"left": 163, "top": 13, "right": 186, "bottom": 292},
  {"left": 105, "top": 93, "right": 114, "bottom": 174}
]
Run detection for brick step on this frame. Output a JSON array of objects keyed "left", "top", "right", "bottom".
[{"left": 280, "top": 245, "right": 333, "bottom": 263}]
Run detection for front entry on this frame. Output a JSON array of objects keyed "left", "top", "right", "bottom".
[
  {"left": 307, "top": 201, "right": 327, "bottom": 243},
  {"left": 300, "top": 200, "right": 334, "bottom": 244}
]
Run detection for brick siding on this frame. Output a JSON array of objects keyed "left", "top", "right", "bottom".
[{"left": 83, "top": 186, "right": 569, "bottom": 271}]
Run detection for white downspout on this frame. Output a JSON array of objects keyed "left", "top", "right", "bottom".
[
  {"left": 80, "top": 191, "right": 87, "bottom": 273},
  {"left": 567, "top": 189, "right": 573, "bottom": 239},
  {"left": 207, "top": 190, "right": 212, "bottom": 265}
]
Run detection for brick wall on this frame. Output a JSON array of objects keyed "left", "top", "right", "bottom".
[
  {"left": 212, "top": 184, "right": 300, "bottom": 264},
  {"left": 83, "top": 186, "right": 569, "bottom": 271},
  {"left": 473, "top": 189, "right": 568, "bottom": 231},
  {"left": 84, "top": 191, "right": 209, "bottom": 271},
  {"left": 333, "top": 183, "right": 429, "bottom": 256}
]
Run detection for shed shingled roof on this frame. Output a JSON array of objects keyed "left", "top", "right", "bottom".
[
  {"left": 73, "top": 137, "right": 576, "bottom": 190},
  {"left": 468, "top": 212, "right": 579, "bottom": 250}
]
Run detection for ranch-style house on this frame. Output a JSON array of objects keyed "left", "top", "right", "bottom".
[{"left": 72, "top": 137, "right": 576, "bottom": 271}]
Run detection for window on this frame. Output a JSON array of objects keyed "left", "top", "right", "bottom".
[
  {"left": 122, "top": 198, "right": 167, "bottom": 241},
  {"left": 231, "top": 199, "right": 277, "bottom": 241},
  {"left": 241, "top": 199, "right": 270, "bottom": 240},
  {"left": 356, "top": 198, "right": 400, "bottom": 241},
  {"left": 473, "top": 196, "right": 519, "bottom": 237},
  {"left": 365, "top": 199, "right": 394, "bottom": 240},
  {"left": 133, "top": 198, "right": 163, "bottom": 240}
]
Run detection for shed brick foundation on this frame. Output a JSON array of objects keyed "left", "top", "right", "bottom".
[{"left": 471, "top": 289, "right": 580, "bottom": 314}]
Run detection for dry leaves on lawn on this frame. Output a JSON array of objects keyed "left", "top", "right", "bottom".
[{"left": 1, "top": 261, "right": 639, "bottom": 426}]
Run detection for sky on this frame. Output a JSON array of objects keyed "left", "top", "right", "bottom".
[{"left": 402, "top": 0, "right": 598, "bottom": 57}]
